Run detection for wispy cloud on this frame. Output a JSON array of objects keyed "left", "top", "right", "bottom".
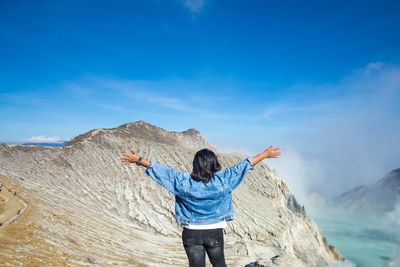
[
  {"left": 89, "top": 101, "right": 129, "bottom": 112},
  {"left": 146, "top": 95, "right": 187, "bottom": 111},
  {"left": 263, "top": 103, "right": 315, "bottom": 119},
  {"left": 267, "top": 62, "right": 400, "bottom": 201},
  {"left": 18, "top": 136, "right": 71, "bottom": 144},
  {"left": 65, "top": 77, "right": 191, "bottom": 112},
  {"left": 61, "top": 76, "right": 236, "bottom": 117},
  {"left": 180, "top": 0, "right": 207, "bottom": 13},
  {"left": 364, "top": 61, "right": 385, "bottom": 72},
  {"left": 262, "top": 99, "right": 354, "bottom": 126}
]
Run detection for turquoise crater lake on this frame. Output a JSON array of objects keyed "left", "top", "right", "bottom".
[{"left": 310, "top": 208, "right": 400, "bottom": 267}]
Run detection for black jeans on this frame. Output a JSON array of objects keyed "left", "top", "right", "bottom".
[{"left": 182, "top": 228, "right": 227, "bottom": 267}]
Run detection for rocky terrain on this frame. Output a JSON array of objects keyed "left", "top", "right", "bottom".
[
  {"left": 0, "top": 121, "right": 343, "bottom": 266},
  {"left": 339, "top": 168, "right": 400, "bottom": 212}
]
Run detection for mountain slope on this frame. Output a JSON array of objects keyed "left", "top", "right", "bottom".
[
  {"left": 0, "top": 121, "right": 343, "bottom": 266},
  {"left": 339, "top": 169, "right": 400, "bottom": 212}
]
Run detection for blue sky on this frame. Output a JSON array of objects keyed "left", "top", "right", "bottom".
[{"left": 1, "top": 0, "right": 399, "bottom": 199}]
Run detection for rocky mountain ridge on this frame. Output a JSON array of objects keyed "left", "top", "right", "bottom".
[
  {"left": 65, "top": 121, "right": 217, "bottom": 152},
  {"left": 0, "top": 121, "right": 343, "bottom": 266},
  {"left": 339, "top": 168, "right": 400, "bottom": 212}
]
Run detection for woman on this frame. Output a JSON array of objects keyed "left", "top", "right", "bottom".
[{"left": 120, "top": 145, "right": 281, "bottom": 267}]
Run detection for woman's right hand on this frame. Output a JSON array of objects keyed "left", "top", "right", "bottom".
[
  {"left": 263, "top": 145, "right": 281, "bottom": 158},
  {"left": 252, "top": 145, "right": 281, "bottom": 166}
]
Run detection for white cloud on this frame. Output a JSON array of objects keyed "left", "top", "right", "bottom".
[
  {"left": 61, "top": 76, "right": 238, "bottom": 119},
  {"left": 63, "top": 77, "right": 190, "bottom": 112},
  {"left": 384, "top": 202, "right": 400, "bottom": 232},
  {"left": 366, "top": 61, "right": 384, "bottom": 69},
  {"left": 18, "top": 136, "right": 71, "bottom": 144},
  {"left": 237, "top": 62, "right": 400, "bottom": 201},
  {"left": 106, "top": 80, "right": 190, "bottom": 111},
  {"left": 267, "top": 149, "right": 324, "bottom": 210},
  {"left": 307, "top": 64, "right": 400, "bottom": 191},
  {"left": 263, "top": 104, "right": 288, "bottom": 118},
  {"left": 263, "top": 99, "right": 352, "bottom": 119},
  {"left": 89, "top": 101, "right": 128, "bottom": 112},
  {"left": 146, "top": 95, "right": 187, "bottom": 111},
  {"left": 180, "top": 0, "right": 206, "bottom": 13}
]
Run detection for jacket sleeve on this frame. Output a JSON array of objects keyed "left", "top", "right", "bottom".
[
  {"left": 222, "top": 157, "right": 254, "bottom": 190},
  {"left": 145, "top": 160, "right": 182, "bottom": 195}
]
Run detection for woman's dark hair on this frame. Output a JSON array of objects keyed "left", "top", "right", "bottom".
[{"left": 191, "top": 149, "right": 221, "bottom": 183}]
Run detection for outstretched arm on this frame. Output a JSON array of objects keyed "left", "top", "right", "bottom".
[
  {"left": 252, "top": 145, "right": 281, "bottom": 166},
  {"left": 120, "top": 150, "right": 151, "bottom": 167},
  {"left": 222, "top": 145, "right": 281, "bottom": 190},
  {"left": 120, "top": 149, "right": 182, "bottom": 195}
]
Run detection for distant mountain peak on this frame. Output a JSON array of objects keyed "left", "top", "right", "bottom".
[
  {"left": 66, "top": 121, "right": 217, "bottom": 151},
  {"left": 386, "top": 168, "right": 400, "bottom": 177},
  {"left": 339, "top": 168, "right": 400, "bottom": 212}
]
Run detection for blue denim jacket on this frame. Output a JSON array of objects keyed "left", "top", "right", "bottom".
[{"left": 146, "top": 157, "right": 254, "bottom": 225}]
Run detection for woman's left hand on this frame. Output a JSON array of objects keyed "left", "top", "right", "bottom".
[{"left": 120, "top": 150, "right": 139, "bottom": 164}]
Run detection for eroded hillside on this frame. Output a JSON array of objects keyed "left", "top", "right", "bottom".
[{"left": 0, "top": 121, "right": 343, "bottom": 266}]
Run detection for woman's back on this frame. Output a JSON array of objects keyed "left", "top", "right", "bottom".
[{"left": 145, "top": 156, "right": 254, "bottom": 225}]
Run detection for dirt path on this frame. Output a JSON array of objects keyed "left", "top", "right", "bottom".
[{"left": 0, "top": 180, "right": 27, "bottom": 228}]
